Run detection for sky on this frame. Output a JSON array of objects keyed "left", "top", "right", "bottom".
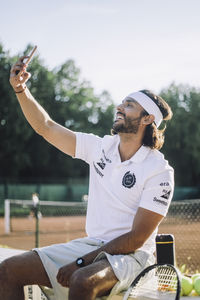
[{"left": 1, "top": 0, "right": 200, "bottom": 103}]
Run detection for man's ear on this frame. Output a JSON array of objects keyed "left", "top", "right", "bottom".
[{"left": 142, "top": 114, "right": 155, "bottom": 125}]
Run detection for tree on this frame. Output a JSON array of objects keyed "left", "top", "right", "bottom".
[
  {"left": 0, "top": 44, "right": 115, "bottom": 181},
  {"left": 160, "top": 83, "right": 200, "bottom": 186}
]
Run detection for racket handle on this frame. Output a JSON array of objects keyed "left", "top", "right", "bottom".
[{"left": 156, "top": 234, "right": 175, "bottom": 265}]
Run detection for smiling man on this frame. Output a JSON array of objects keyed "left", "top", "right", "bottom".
[{"left": 0, "top": 56, "right": 174, "bottom": 300}]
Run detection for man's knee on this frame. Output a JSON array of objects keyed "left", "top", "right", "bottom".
[
  {"left": 0, "top": 258, "right": 17, "bottom": 284},
  {"left": 69, "top": 268, "right": 95, "bottom": 295},
  {"left": 0, "top": 251, "right": 52, "bottom": 288}
]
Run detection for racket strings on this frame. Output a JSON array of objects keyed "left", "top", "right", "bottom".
[
  {"left": 129, "top": 266, "right": 178, "bottom": 299},
  {"left": 157, "top": 267, "right": 178, "bottom": 291}
]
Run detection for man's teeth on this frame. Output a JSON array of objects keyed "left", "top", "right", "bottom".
[{"left": 116, "top": 115, "right": 124, "bottom": 120}]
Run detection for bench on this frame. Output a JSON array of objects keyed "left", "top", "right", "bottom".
[{"left": 0, "top": 234, "right": 177, "bottom": 300}]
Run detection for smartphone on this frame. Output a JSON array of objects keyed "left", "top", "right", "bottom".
[
  {"left": 24, "top": 45, "right": 37, "bottom": 65},
  {"left": 16, "top": 45, "right": 37, "bottom": 75}
]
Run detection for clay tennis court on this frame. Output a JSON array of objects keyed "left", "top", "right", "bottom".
[{"left": 0, "top": 215, "right": 199, "bottom": 273}]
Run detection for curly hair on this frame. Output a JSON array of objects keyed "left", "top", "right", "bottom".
[{"left": 139, "top": 90, "right": 173, "bottom": 150}]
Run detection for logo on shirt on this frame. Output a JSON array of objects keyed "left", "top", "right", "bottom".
[
  {"left": 161, "top": 190, "right": 171, "bottom": 200},
  {"left": 93, "top": 162, "right": 104, "bottom": 177},
  {"left": 97, "top": 158, "right": 106, "bottom": 170},
  {"left": 153, "top": 197, "right": 168, "bottom": 206},
  {"left": 160, "top": 182, "right": 169, "bottom": 187},
  {"left": 102, "top": 149, "right": 112, "bottom": 163},
  {"left": 122, "top": 171, "right": 136, "bottom": 188},
  {"left": 93, "top": 150, "right": 111, "bottom": 178}
]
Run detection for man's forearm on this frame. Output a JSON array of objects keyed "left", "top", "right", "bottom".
[
  {"left": 56, "top": 231, "right": 141, "bottom": 287},
  {"left": 81, "top": 230, "right": 142, "bottom": 266},
  {"left": 80, "top": 208, "right": 163, "bottom": 267},
  {"left": 16, "top": 88, "right": 51, "bottom": 136}
]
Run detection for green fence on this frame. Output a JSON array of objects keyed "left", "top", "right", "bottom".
[
  {"left": 1, "top": 181, "right": 200, "bottom": 204},
  {"left": 0, "top": 181, "right": 89, "bottom": 203}
]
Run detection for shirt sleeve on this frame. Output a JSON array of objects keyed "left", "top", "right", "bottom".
[
  {"left": 74, "top": 132, "right": 102, "bottom": 164},
  {"left": 139, "top": 169, "right": 174, "bottom": 216}
]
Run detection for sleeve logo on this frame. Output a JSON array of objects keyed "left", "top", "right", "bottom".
[
  {"left": 161, "top": 190, "right": 171, "bottom": 200},
  {"left": 122, "top": 171, "right": 136, "bottom": 188},
  {"left": 153, "top": 197, "right": 168, "bottom": 206},
  {"left": 153, "top": 189, "right": 171, "bottom": 206}
]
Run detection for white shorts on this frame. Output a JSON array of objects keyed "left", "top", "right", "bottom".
[{"left": 34, "top": 237, "right": 155, "bottom": 300}]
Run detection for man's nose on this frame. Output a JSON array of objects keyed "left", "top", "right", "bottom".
[{"left": 117, "top": 103, "right": 124, "bottom": 112}]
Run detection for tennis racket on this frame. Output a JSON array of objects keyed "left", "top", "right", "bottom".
[{"left": 123, "top": 263, "right": 181, "bottom": 300}]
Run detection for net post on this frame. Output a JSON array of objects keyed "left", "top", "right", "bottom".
[
  {"left": 4, "top": 199, "right": 10, "bottom": 234},
  {"left": 32, "top": 193, "right": 40, "bottom": 248}
]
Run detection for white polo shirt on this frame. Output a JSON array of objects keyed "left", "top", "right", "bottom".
[{"left": 75, "top": 132, "right": 174, "bottom": 254}]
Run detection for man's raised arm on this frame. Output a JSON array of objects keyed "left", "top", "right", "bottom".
[{"left": 9, "top": 56, "right": 76, "bottom": 157}]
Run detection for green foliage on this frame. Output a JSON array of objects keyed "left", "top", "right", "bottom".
[
  {"left": 160, "top": 83, "right": 200, "bottom": 186},
  {"left": 1, "top": 42, "right": 200, "bottom": 187},
  {"left": 0, "top": 44, "right": 115, "bottom": 180}
]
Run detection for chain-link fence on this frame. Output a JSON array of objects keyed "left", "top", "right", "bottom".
[
  {"left": 159, "top": 199, "right": 200, "bottom": 273},
  {"left": 1, "top": 198, "right": 200, "bottom": 273},
  {"left": 1, "top": 199, "right": 87, "bottom": 250}
]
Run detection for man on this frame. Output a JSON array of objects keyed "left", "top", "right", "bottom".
[{"left": 0, "top": 55, "right": 174, "bottom": 300}]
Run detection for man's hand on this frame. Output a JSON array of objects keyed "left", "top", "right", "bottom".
[
  {"left": 10, "top": 56, "right": 31, "bottom": 93},
  {"left": 56, "top": 262, "right": 79, "bottom": 287}
]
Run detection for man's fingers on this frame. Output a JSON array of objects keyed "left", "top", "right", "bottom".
[
  {"left": 56, "top": 270, "right": 62, "bottom": 281},
  {"left": 10, "top": 71, "right": 30, "bottom": 88},
  {"left": 9, "top": 55, "right": 31, "bottom": 90},
  {"left": 19, "top": 55, "right": 29, "bottom": 63},
  {"left": 11, "top": 63, "right": 27, "bottom": 75},
  {"left": 20, "top": 72, "right": 31, "bottom": 84},
  {"left": 56, "top": 270, "right": 70, "bottom": 287},
  {"left": 10, "top": 56, "right": 30, "bottom": 75},
  {"left": 14, "top": 62, "right": 27, "bottom": 68},
  {"left": 56, "top": 270, "right": 65, "bottom": 285},
  {"left": 11, "top": 56, "right": 29, "bottom": 72},
  {"left": 10, "top": 65, "right": 20, "bottom": 74}
]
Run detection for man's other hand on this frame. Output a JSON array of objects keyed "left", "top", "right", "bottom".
[{"left": 56, "top": 262, "right": 79, "bottom": 287}]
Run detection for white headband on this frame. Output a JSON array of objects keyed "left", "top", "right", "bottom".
[{"left": 127, "top": 91, "right": 163, "bottom": 127}]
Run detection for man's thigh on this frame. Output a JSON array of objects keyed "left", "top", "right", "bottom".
[
  {"left": 1, "top": 250, "right": 52, "bottom": 287},
  {"left": 70, "top": 258, "right": 118, "bottom": 297}
]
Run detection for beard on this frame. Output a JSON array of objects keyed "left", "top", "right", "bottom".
[{"left": 112, "top": 115, "right": 142, "bottom": 134}]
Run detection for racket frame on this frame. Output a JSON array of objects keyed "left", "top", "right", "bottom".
[{"left": 123, "top": 263, "right": 181, "bottom": 300}]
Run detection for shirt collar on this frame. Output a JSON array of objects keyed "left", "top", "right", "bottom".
[
  {"left": 112, "top": 136, "right": 150, "bottom": 163},
  {"left": 129, "top": 145, "right": 150, "bottom": 163}
]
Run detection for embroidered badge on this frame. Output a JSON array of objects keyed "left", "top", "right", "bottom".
[{"left": 122, "top": 171, "right": 136, "bottom": 188}]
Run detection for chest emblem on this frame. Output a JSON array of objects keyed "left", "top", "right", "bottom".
[{"left": 122, "top": 171, "right": 136, "bottom": 188}]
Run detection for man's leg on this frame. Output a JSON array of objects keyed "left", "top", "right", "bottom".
[
  {"left": 69, "top": 258, "right": 118, "bottom": 300},
  {"left": 0, "top": 250, "right": 52, "bottom": 300}
]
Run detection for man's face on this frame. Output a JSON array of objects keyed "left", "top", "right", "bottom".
[{"left": 113, "top": 98, "right": 145, "bottom": 134}]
